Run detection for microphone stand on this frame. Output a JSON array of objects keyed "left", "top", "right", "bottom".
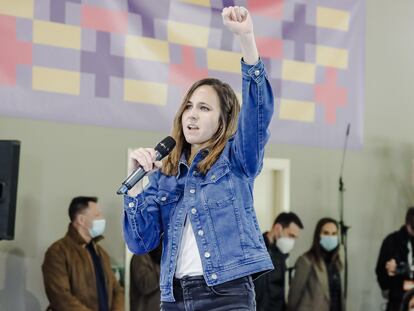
[{"left": 339, "top": 123, "right": 351, "bottom": 299}]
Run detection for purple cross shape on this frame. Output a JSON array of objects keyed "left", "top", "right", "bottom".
[
  {"left": 282, "top": 3, "right": 316, "bottom": 61},
  {"left": 127, "top": 0, "right": 170, "bottom": 38},
  {"left": 81, "top": 32, "right": 124, "bottom": 98},
  {"left": 210, "top": 0, "right": 235, "bottom": 51},
  {"left": 50, "top": 0, "right": 81, "bottom": 23}
]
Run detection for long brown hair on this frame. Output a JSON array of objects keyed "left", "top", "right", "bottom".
[
  {"left": 162, "top": 78, "right": 240, "bottom": 176},
  {"left": 306, "top": 217, "right": 342, "bottom": 271}
]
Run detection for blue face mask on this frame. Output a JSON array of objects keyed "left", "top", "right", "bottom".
[
  {"left": 88, "top": 219, "right": 106, "bottom": 238},
  {"left": 320, "top": 235, "right": 339, "bottom": 252}
]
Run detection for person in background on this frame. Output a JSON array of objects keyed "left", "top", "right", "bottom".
[
  {"left": 254, "top": 212, "right": 303, "bottom": 311},
  {"left": 122, "top": 5, "right": 275, "bottom": 310},
  {"left": 130, "top": 241, "right": 162, "bottom": 311},
  {"left": 288, "top": 217, "right": 345, "bottom": 311},
  {"left": 42, "top": 196, "right": 124, "bottom": 311},
  {"left": 376, "top": 207, "right": 414, "bottom": 311}
]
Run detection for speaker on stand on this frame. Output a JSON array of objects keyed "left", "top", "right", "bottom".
[{"left": 0, "top": 140, "right": 21, "bottom": 240}]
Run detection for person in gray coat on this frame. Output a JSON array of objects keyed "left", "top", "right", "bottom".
[{"left": 288, "top": 217, "right": 345, "bottom": 311}]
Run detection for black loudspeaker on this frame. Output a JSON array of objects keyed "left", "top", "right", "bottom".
[{"left": 0, "top": 140, "right": 21, "bottom": 240}]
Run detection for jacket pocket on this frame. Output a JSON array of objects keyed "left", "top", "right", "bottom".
[
  {"left": 154, "top": 190, "right": 181, "bottom": 229},
  {"left": 200, "top": 163, "right": 235, "bottom": 206}
]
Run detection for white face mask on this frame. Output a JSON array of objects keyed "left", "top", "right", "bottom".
[
  {"left": 88, "top": 219, "right": 106, "bottom": 238},
  {"left": 276, "top": 237, "right": 295, "bottom": 254}
]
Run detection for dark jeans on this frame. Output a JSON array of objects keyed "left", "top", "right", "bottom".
[{"left": 161, "top": 275, "right": 256, "bottom": 311}]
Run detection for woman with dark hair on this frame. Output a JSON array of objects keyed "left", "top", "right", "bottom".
[
  {"left": 400, "top": 289, "right": 414, "bottom": 311},
  {"left": 287, "top": 218, "right": 345, "bottom": 311},
  {"left": 122, "top": 6, "right": 275, "bottom": 311}
]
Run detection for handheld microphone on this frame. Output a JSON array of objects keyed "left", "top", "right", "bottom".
[{"left": 116, "top": 136, "right": 176, "bottom": 195}]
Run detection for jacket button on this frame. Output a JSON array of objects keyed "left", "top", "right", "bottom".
[
  {"left": 204, "top": 252, "right": 210, "bottom": 258},
  {"left": 189, "top": 189, "right": 196, "bottom": 194},
  {"left": 191, "top": 208, "right": 197, "bottom": 214},
  {"left": 254, "top": 69, "right": 260, "bottom": 76},
  {"left": 198, "top": 230, "right": 204, "bottom": 236},
  {"left": 128, "top": 202, "right": 135, "bottom": 208},
  {"left": 211, "top": 175, "right": 216, "bottom": 180},
  {"left": 211, "top": 273, "right": 217, "bottom": 280},
  {"left": 161, "top": 196, "right": 167, "bottom": 201}
]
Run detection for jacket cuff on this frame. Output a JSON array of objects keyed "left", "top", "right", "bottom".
[{"left": 241, "top": 58, "right": 265, "bottom": 84}]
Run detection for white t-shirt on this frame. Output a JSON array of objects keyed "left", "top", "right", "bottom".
[{"left": 175, "top": 215, "right": 203, "bottom": 278}]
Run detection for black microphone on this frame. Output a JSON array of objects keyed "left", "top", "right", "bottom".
[{"left": 116, "top": 136, "right": 176, "bottom": 195}]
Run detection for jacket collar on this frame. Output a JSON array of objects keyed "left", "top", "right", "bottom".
[
  {"left": 177, "top": 153, "right": 189, "bottom": 178},
  {"left": 317, "top": 260, "right": 330, "bottom": 301},
  {"left": 177, "top": 148, "right": 210, "bottom": 178},
  {"left": 66, "top": 223, "right": 104, "bottom": 246},
  {"left": 308, "top": 254, "right": 330, "bottom": 301}
]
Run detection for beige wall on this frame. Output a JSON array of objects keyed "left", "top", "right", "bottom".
[{"left": 1, "top": 0, "right": 414, "bottom": 309}]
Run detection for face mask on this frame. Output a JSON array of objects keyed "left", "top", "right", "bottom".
[
  {"left": 320, "top": 235, "right": 339, "bottom": 252},
  {"left": 88, "top": 219, "right": 106, "bottom": 238},
  {"left": 276, "top": 237, "right": 295, "bottom": 254}
]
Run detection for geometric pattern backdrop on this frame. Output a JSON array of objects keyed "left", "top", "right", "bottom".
[{"left": 0, "top": 0, "right": 365, "bottom": 148}]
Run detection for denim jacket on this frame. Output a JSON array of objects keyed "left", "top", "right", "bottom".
[{"left": 123, "top": 59, "right": 275, "bottom": 302}]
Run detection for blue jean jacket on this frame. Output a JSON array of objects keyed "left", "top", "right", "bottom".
[{"left": 123, "top": 59, "right": 275, "bottom": 302}]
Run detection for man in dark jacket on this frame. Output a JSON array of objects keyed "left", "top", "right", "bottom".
[
  {"left": 254, "top": 212, "right": 303, "bottom": 311},
  {"left": 42, "top": 196, "right": 124, "bottom": 311},
  {"left": 376, "top": 207, "right": 414, "bottom": 311}
]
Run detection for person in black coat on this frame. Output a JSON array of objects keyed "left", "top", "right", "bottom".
[
  {"left": 254, "top": 212, "right": 303, "bottom": 311},
  {"left": 376, "top": 207, "right": 414, "bottom": 311},
  {"left": 400, "top": 288, "right": 414, "bottom": 311}
]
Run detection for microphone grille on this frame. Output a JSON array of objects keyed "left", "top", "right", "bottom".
[{"left": 155, "top": 136, "right": 176, "bottom": 159}]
